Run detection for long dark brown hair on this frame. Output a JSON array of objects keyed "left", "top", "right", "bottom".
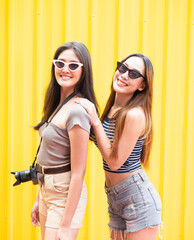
[
  {"left": 101, "top": 53, "right": 153, "bottom": 168},
  {"left": 34, "top": 41, "right": 98, "bottom": 130}
]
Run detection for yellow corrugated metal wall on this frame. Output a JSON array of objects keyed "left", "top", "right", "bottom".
[{"left": 0, "top": 0, "right": 194, "bottom": 239}]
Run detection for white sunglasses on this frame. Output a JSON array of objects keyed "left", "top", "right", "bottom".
[{"left": 53, "top": 60, "right": 83, "bottom": 72}]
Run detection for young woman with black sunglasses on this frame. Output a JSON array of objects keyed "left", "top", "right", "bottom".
[
  {"left": 75, "top": 53, "right": 162, "bottom": 240},
  {"left": 30, "top": 41, "right": 98, "bottom": 240}
]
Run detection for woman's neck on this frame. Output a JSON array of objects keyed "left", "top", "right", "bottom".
[
  {"left": 108, "top": 93, "right": 132, "bottom": 118},
  {"left": 113, "top": 93, "right": 132, "bottom": 108},
  {"left": 59, "top": 89, "right": 75, "bottom": 105}
]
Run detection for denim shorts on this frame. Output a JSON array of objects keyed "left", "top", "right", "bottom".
[{"left": 105, "top": 170, "right": 162, "bottom": 233}]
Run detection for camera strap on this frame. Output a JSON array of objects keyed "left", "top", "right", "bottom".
[{"left": 32, "top": 91, "right": 78, "bottom": 167}]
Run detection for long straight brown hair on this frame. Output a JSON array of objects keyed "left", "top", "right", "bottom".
[
  {"left": 101, "top": 53, "right": 153, "bottom": 168},
  {"left": 34, "top": 41, "right": 98, "bottom": 130}
]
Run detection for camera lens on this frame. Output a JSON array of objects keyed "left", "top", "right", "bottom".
[{"left": 19, "top": 170, "right": 31, "bottom": 182}]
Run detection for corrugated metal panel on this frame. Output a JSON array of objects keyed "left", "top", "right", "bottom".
[{"left": 0, "top": 0, "right": 194, "bottom": 239}]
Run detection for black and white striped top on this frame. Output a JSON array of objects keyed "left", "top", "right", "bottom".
[{"left": 90, "top": 117, "right": 145, "bottom": 173}]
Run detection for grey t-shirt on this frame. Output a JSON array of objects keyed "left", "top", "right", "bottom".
[{"left": 38, "top": 104, "right": 91, "bottom": 166}]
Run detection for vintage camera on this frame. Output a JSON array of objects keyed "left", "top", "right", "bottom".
[{"left": 11, "top": 165, "right": 38, "bottom": 186}]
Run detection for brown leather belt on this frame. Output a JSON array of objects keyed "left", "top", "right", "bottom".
[{"left": 36, "top": 163, "right": 71, "bottom": 174}]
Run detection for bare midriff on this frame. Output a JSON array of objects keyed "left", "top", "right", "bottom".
[{"left": 105, "top": 169, "right": 142, "bottom": 188}]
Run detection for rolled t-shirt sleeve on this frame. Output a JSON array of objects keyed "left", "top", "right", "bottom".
[{"left": 66, "top": 104, "right": 92, "bottom": 133}]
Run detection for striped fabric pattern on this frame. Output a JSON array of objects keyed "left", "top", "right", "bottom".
[{"left": 90, "top": 118, "right": 145, "bottom": 173}]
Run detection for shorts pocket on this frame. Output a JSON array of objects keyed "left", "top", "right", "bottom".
[
  {"left": 148, "top": 185, "right": 162, "bottom": 211},
  {"left": 52, "top": 172, "right": 70, "bottom": 193},
  {"left": 122, "top": 203, "right": 137, "bottom": 220}
]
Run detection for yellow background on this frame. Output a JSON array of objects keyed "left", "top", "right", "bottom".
[{"left": 0, "top": 0, "right": 194, "bottom": 239}]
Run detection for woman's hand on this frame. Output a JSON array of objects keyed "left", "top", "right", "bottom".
[
  {"left": 57, "top": 226, "right": 73, "bottom": 240},
  {"left": 74, "top": 98, "right": 100, "bottom": 126},
  {"left": 31, "top": 201, "right": 40, "bottom": 227}
]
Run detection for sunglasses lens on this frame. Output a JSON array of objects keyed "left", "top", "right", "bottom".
[
  {"left": 55, "top": 61, "right": 65, "bottom": 69},
  {"left": 117, "top": 62, "right": 127, "bottom": 73},
  {"left": 129, "top": 71, "right": 141, "bottom": 79},
  {"left": 120, "top": 65, "right": 128, "bottom": 73},
  {"left": 69, "top": 63, "right": 80, "bottom": 71}
]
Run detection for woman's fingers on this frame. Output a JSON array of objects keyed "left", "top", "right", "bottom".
[
  {"left": 74, "top": 98, "right": 93, "bottom": 113},
  {"left": 74, "top": 97, "right": 99, "bottom": 126},
  {"left": 31, "top": 209, "right": 40, "bottom": 227}
]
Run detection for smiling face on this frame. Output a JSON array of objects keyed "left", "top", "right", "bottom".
[
  {"left": 113, "top": 56, "right": 146, "bottom": 98},
  {"left": 54, "top": 49, "right": 83, "bottom": 96}
]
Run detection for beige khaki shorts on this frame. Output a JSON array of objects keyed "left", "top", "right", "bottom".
[{"left": 39, "top": 171, "right": 87, "bottom": 229}]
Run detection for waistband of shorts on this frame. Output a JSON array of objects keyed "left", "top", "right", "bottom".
[
  {"left": 36, "top": 163, "right": 71, "bottom": 174},
  {"left": 105, "top": 169, "right": 149, "bottom": 193}
]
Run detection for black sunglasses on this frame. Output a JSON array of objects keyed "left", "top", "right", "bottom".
[{"left": 117, "top": 61, "right": 145, "bottom": 79}]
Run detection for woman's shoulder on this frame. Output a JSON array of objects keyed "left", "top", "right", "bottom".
[
  {"left": 123, "top": 107, "right": 146, "bottom": 136},
  {"left": 126, "top": 107, "right": 145, "bottom": 123},
  {"left": 69, "top": 102, "right": 89, "bottom": 115},
  {"left": 67, "top": 101, "right": 92, "bottom": 124},
  {"left": 66, "top": 101, "right": 92, "bottom": 132}
]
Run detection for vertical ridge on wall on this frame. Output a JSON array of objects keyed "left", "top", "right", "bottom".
[
  {"left": 184, "top": 1, "right": 194, "bottom": 239},
  {"left": 0, "top": 0, "right": 8, "bottom": 239},
  {"left": 181, "top": 0, "right": 191, "bottom": 237},
  {"left": 113, "top": 0, "right": 119, "bottom": 65},
  {"left": 7, "top": 1, "right": 16, "bottom": 239},
  {"left": 138, "top": 0, "right": 144, "bottom": 52},
  {"left": 159, "top": 0, "right": 168, "bottom": 216},
  {"left": 32, "top": 0, "right": 38, "bottom": 129},
  {"left": 87, "top": 0, "right": 92, "bottom": 51}
]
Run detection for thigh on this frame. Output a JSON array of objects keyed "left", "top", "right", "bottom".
[
  {"left": 126, "top": 226, "right": 158, "bottom": 240},
  {"left": 44, "top": 227, "right": 58, "bottom": 240},
  {"left": 39, "top": 213, "right": 47, "bottom": 240},
  {"left": 44, "top": 227, "right": 79, "bottom": 240},
  {"left": 110, "top": 229, "right": 125, "bottom": 240}
]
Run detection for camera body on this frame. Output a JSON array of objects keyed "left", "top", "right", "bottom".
[{"left": 11, "top": 165, "right": 38, "bottom": 186}]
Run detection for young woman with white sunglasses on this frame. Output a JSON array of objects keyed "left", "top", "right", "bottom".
[{"left": 31, "top": 41, "right": 98, "bottom": 240}]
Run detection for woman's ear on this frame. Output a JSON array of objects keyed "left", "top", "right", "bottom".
[{"left": 138, "top": 81, "right": 146, "bottom": 91}]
